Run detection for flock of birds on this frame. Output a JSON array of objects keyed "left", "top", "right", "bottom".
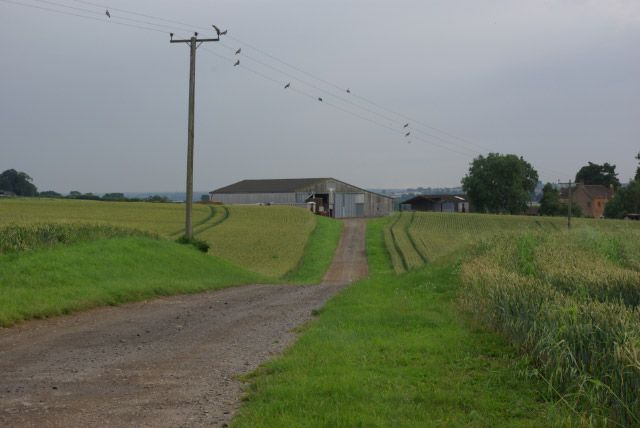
[{"left": 104, "top": 9, "right": 414, "bottom": 143}]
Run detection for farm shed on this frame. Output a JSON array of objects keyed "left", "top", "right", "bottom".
[
  {"left": 403, "top": 194, "right": 469, "bottom": 213},
  {"left": 209, "top": 178, "right": 393, "bottom": 218}
]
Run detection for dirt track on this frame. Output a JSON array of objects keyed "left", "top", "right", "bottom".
[{"left": 0, "top": 219, "right": 368, "bottom": 427}]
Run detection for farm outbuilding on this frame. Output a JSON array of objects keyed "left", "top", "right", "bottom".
[
  {"left": 209, "top": 178, "right": 393, "bottom": 218},
  {"left": 402, "top": 194, "right": 469, "bottom": 213}
]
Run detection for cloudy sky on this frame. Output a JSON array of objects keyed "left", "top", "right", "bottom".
[{"left": 1, "top": 0, "right": 639, "bottom": 193}]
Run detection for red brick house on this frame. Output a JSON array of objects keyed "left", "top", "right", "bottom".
[{"left": 561, "top": 184, "right": 614, "bottom": 218}]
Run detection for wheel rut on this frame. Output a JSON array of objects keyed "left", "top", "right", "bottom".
[{"left": 0, "top": 218, "right": 368, "bottom": 427}]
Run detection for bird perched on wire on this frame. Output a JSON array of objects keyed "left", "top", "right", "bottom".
[
  {"left": 233, "top": 60, "right": 240, "bottom": 66},
  {"left": 318, "top": 97, "right": 323, "bottom": 102},
  {"left": 284, "top": 82, "right": 290, "bottom": 89},
  {"left": 235, "top": 48, "right": 241, "bottom": 55},
  {"left": 212, "top": 25, "right": 227, "bottom": 36},
  {"left": 405, "top": 132, "right": 411, "bottom": 137},
  {"left": 403, "top": 123, "right": 409, "bottom": 128},
  {"left": 105, "top": 9, "right": 110, "bottom": 18}
]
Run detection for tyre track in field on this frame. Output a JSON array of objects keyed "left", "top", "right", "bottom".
[{"left": 0, "top": 219, "right": 367, "bottom": 428}]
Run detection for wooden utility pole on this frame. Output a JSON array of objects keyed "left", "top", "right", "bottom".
[
  {"left": 170, "top": 32, "right": 219, "bottom": 239},
  {"left": 558, "top": 179, "right": 573, "bottom": 230},
  {"left": 567, "top": 179, "right": 573, "bottom": 229}
]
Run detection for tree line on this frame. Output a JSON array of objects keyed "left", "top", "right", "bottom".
[
  {"left": 460, "top": 152, "right": 640, "bottom": 218},
  {"left": 0, "top": 169, "right": 170, "bottom": 203}
]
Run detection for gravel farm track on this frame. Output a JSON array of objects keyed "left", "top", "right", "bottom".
[{"left": 0, "top": 219, "right": 368, "bottom": 427}]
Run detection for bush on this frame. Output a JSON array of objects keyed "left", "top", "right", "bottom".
[{"left": 176, "top": 236, "right": 210, "bottom": 253}]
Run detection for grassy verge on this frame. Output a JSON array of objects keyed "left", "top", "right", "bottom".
[
  {"left": 0, "top": 237, "right": 263, "bottom": 327},
  {"left": 232, "top": 219, "right": 569, "bottom": 427},
  {"left": 0, "top": 223, "right": 154, "bottom": 254},
  {"left": 282, "top": 216, "right": 343, "bottom": 284}
]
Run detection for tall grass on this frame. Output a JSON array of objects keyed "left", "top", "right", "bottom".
[
  {"left": 0, "top": 223, "right": 154, "bottom": 254},
  {"left": 460, "top": 230, "right": 640, "bottom": 425}
]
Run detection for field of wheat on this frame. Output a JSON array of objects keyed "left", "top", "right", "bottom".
[
  {"left": 197, "top": 205, "right": 317, "bottom": 277},
  {"left": 0, "top": 198, "right": 211, "bottom": 237},
  {"left": 0, "top": 198, "right": 325, "bottom": 279},
  {"left": 384, "top": 211, "right": 640, "bottom": 424}
]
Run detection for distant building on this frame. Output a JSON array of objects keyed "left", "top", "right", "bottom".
[
  {"left": 0, "top": 190, "right": 16, "bottom": 197},
  {"left": 561, "top": 183, "right": 614, "bottom": 218},
  {"left": 402, "top": 194, "right": 469, "bottom": 213},
  {"left": 209, "top": 178, "right": 393, "bottom": 218}
]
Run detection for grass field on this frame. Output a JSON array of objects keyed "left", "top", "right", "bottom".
[
  {"left": 386, "top": 211, "right": 640, "bottom": 271},
  {"left": 0, "top": 198, "right": 212, "bottom": 236},
  {"left": 197, "top": 205, "right": 319, "bottom": 278},
  {"left": 0, "top": 236, "right": 262, "bottom": 327},
  {"left": 0, "top": 198, "right": 342, "bottom": 280},
  {"left": 232, "top": 219, "right": 570, "bottom": 427},
  {"left": 383, "top": 211, "right": 640, "bottom": 425},
  {"left": 0, "top": 198, "right": 342, "bottom": 326}
]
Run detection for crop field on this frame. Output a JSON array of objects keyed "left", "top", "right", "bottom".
[
  {"left": 0, "top": 198, "right": 212, "bottom": 237},
  {"left": 384, "top": 211, "right": 640, "bottom": 424},
  {"left": 0, "top": 198, "right": 342, "bottom": 325},
  {"left": 197, "top": 205, "right": 318, "bottom": 278},
  {"left": 386, "top": 211, "right": 640, "bottom": 271},
  {"left": 0, "top": 199, "right": 336, "bottom": 280}
]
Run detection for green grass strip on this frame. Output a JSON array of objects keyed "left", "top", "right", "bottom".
[
  {"left": 282, "top": 216, "right": 343, "bottom": 284},
  {"left": 0, "top": 237, "right": 263, "bottom": 327},
  {"left": 232, "top": 219, "right": 571, "bottom": 427}
]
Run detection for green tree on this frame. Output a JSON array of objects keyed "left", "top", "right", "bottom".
[
  {"left": 539, "top": 183, "right": 560, "bottom": 216},
  {"left": 0, "top": 169, "right": 38, "bottom": 196},
  {"left": 605, "top": 181, "right": 640, "bottom": 218},
  {"left": 575, "top": 162, "right": 620, "bottom": 189},
  {"left": 635, "top": 152, "right": 640, "bottom": 182},
  {"left": 462, "top": 153, "right": 539, "bottom": 214}
]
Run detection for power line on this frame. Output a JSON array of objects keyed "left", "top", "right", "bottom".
[
  {"left": 2, "top": 0, "right": 569, "bottom": 180},
  {"left": 201, "top": 48, "right": 478, "bottom": 159},
  {"left": 26, "top": 0, "right": 185, "bottom": 32},
  {"left": 0, "top": 0, "right": 167, "bottom": 33},
  {"left": 25, "top": 0, "right": 506, "bottom": 158}
]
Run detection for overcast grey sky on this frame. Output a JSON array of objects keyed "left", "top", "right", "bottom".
[{"left": 1, "top": 0, "right": 639, "bottom": 193}]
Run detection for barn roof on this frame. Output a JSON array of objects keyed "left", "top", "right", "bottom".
[
  {"left": 560, "top": 184, "right": 614, "bottom": 200},
  {"left": 210, "top": 178, "right": 330, "bottom": 194}
]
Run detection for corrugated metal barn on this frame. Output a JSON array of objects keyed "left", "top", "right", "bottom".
[{"left": 209, "top": 178, "right": 393, "bottom": 218}]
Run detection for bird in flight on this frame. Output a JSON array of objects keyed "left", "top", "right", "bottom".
[
  {"left": 105, "top": 9, "right": 110, "bottom": 18},
  {"left": 403, "top": 123, "right": 409, "bottom": 128},
  {"left": 405, "top": 132, "right": 411, "bottom": 137},
  {"left": 284, "top": 82, "right": 290, "bottom": 89},
  {"left": 234, "top": 60, "right": 240, "bottom": 66},
  {"left": 235, "top": 48, "right": 241, "bottom": 55},
  {"left": 346, "top": 88, "right": 351, "bottom": 93},
  {"left": 212, "top": 25, "right": 227, "bottom": 36},
  {"left": 318, "top": 97, "right": 323, "bottom": 102}
]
